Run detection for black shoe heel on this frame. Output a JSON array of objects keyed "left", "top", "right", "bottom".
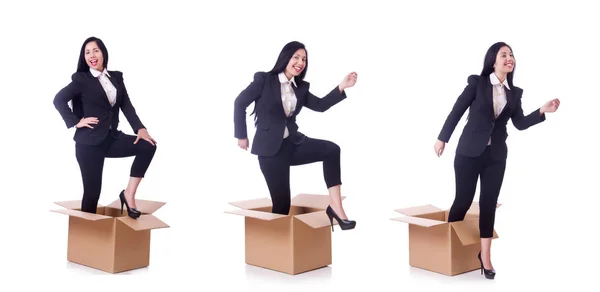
[
  {"left": 478, "top": 251, "right": 496, "bottom": 279},
  {"left": 119, "top": 190, "right": 141, "bottom": 219},
  {"left": 325, "top": 205, "right": 356, "bottom": 231}
]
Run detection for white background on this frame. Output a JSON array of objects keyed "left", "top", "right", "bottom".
[{"left": 0, "top": 0, "right": 598, "bottom": 290}]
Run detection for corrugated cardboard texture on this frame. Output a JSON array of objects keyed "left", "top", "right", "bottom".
[
  {"left": 408, "top": 223, "right": 451, "bottom": 275},
  {"left": 393, "top": 203, "right": 500, "bottom": 276},
  {"left": 292, "top": 216, "right": 331, "bottom": 274},
  {"left": 52, "top": 209, "right": 112, "bottom": 221},
  {"left": 391, "top": 216, "right": 445, "bottom": 227},
  {"left": 67, "top": 216, "right": 115, "bottom": 273},
  {"left": 395, "top": 204, "right": 443, "bottom": 217},
  {"left": 245, "top": 216, "right": 293, "bottom": 273},
  {"left": 450, "top": 223, "right": 481, "bottom": 275},
  {"left": 117, "top": 215, "right": 170, "bottom": 231},
  {"left": 54, "top": 199, "right": 167, "bottom": 274},
  {"left": 55, "top": 201, "right": 104, "bottom": 211},
  {"left": 226, "top": 209, "right": 287, "bottom": 221},
  {"left": 239, "top": 205, "right": 333, "bottom": 275},
  {"left": 113, "top": 219, "right": 151, "bottom": 273},
  {"left": 229, "top": 198, "right": 273, "bottom": 210},
  {"left": 417, "top": 210, "right": 446, "bottom": 221},
  {"left": 451, "top": 219, "right": 482, "bottom": 246}
]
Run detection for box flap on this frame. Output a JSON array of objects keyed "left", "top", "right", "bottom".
[
  {"left": 50, "top": 209, "right": 112, "bottom": 221},
  {"left": 464, "top": 201, "right": 502, "bottom": 216},
  {"left": 451, "top": 219, "right": 483, "bottom": 245},
  {"left": 390, "top": 216, "right": 446, "bottom": 227},
  {"left": 294, "top": 211, "right": 332, "bottom": 229},
  {"left": 290, "top": 194, "right": 345, "bottom": 209},
  {"left": 54, "top": 200, "right": 104, "bottom": 210},
  {"left": 225, "top": 209, "right": 287, "bottom": 221},
  {"left": 228, "top": 198, "right": 272, "bottom": 210},
  {"left": 394, "top": 204, "right": 442, "bottom": 216},
  {"left": 106, "top": 199, "right": 166, "bottom": 214},
  {"left": 117, "top": 214, "right": 169, "bottom": 231}
]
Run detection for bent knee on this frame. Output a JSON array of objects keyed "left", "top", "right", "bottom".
[
  {"left": 326, "top": 141, "right": 341, "bottom": 155},
  {"left": 137, "top": 140, "right": 157, "bottom": 153}
]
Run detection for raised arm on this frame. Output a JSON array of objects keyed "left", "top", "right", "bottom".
[
  {"left": 510, "top": 91, "right": 547, "bottom": 130},
  {"left": 234, "top": 72, "right": 266, "bottom": 139},
  {"left": 437, "top": 75, "right": 479, "bottom": 143},
  {"left": 304, "top": 71, "right": 356, "bottom": 112},
  {"left": 304, "top": 86, "right": 348, "bottom": 112}
]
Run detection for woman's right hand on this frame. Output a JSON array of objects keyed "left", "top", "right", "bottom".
[
  {"left": 76, "top": 117, "right": 99, "bottom": 129},
  {"left": 434, "top": 139, "right": 446, "bottom": 157},
  {"left": 238, "top": 138, "right": 249, "bottom": 150}
]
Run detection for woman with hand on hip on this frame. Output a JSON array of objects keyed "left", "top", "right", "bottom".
[
  {"left": 234, "top": 41, "right": 357, "bottom": 231},
  {"left": 53, "top": 36, "right": 157, "bottom": 219},
  {"left": 434, "top": 42, "right": 560, "bottom": 279}
]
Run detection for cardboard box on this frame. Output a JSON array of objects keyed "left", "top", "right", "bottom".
[
  {"left": 51, "top": 199, "right": 169, "bottom": 274},
  {"left": 391, "top": 202, "right": 500, "bottom": 276},
  {"left": 226, "top": 194, "right": 344, "bottom": 275}
]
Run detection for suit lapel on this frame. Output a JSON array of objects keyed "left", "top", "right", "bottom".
[
  {"left": 292, "top": 82, "right": 305, "bottom": 116},
  {"left": 271, "top": 73, "right": 287, "bottom": 117},
  {"left": 88, "top": 72, "right": 112, "bottom": 109},
  {"left": 498, "top": 86, "right": 513, "bottom": 118},
  {"left": 485, "top": 75, "right": 514, "bottom": 119},
  {"left": 484, "top": 77, "right": 495, "bottom": 117},
  {"left": 107, "top": 73, "right": 121, "bottom": 106}
]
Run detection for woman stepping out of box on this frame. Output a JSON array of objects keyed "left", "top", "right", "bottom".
[
  {"left": 233, "top": 41, "right": 357, "bottom": 231},
  {"left": 434, "top": 42, "right": 560, "bottom": 279},
  {"left": 53, "top": 37, "right": 157, "bottom": 219}
]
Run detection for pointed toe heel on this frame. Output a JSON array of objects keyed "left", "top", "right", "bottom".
[
  {"left": 119, "top": 190, "right": 141, "bottom": 219},
  {"left": 325, "top": 205, "right": 356, "bottom": 232}
]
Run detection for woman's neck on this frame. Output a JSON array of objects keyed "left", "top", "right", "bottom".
[{"left": 494, "top": 71, "right": 507, "bottom": 83}]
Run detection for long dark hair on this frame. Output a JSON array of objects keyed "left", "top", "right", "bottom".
[
  {"left": 268, "top": 41, "right": 308, "bottom": 81},
  {"left": 480, "top": 41, "right": 515, "bottom": 87},
  {"left": 76, "top": 36, "right": 109, "bottom": 72}
]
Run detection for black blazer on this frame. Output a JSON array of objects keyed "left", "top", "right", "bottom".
[
  {"left": 438, "top": 74, "right": 546, "bottom": 160},
  {"left": 53, "top": 70, "right": 145, "bottom": 146},
  {"left": 234, "top": 71, "right": 347, "bottom": 156}
]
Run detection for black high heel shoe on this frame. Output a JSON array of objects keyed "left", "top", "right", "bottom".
[
  {"left": 325, "top": 206, "right": 356, "bottom": 232},
  {"left": 119, "top": 190, "right": 141, "bottom": 219},
  {"left": 478, "top": 251, "right": 496, "bottom": 279}
]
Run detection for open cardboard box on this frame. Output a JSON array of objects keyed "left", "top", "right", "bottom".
[
  {"left": 226, "top": 194, "right": 345, "bottom": 275},
  {"left": 391, "top": 202, "right": 500, "bottom": 276},
  {"left": 51, "top": 199, "right": 169, "bottom": 274}
]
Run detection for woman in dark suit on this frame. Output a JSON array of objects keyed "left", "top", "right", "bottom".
[
  {"left": 234, "top": 41, "right": 357, "bottom": 231},
  {"left": 434, "top": 42, "right": 560, "bottom": 279},
  {"left": 53, "top": 36, "right": 157, "bottom": 219}
]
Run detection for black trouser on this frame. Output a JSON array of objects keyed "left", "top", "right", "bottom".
[
  {"left": 258, "top": 137, "right": 342, "bottom": 215},
  {"left": 75, "top": 132, "right": 157, "bottom": 213},
  {"left": 448, "top": 146, "right": 506, "bottom": 238}
]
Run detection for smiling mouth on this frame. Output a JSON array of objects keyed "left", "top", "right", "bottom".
[
  {"left": 90, "top": 59, "right": 98, "bottom": 66},
  {"left": 293, "top": 66, "right": 303, "bottom": 72},
  {"left": 505, "top": 62, "right": 514, "bottom": 67}
]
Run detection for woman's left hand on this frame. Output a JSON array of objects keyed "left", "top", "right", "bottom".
[
  {"left": 339, "top": 72, "right": 358, "bottom": 92},
  {"left": 134, "top": 128, "right": 157, "bottom": 146},
  {"left": 540, "top": 98, "right": 560, "bottom": 115}
]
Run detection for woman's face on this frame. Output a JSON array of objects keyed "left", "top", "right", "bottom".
[
  {"left": 494, "top": 46, "right": 514, "bottom": 74},
  {"left": 284, "top": 49, "right": 306, "bottom": 79},
  {"left": 84, "top": 41, "right": 104, "bottom": 71}
]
